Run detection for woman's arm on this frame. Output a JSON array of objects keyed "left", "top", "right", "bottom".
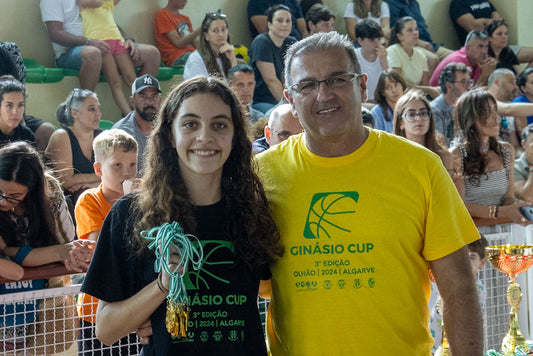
[
  {"left": 0, "top": 259, "right": 24, "bottom": 281},
  {"left": 96, "top": 279, "right": 166, "bottom": 345},
  {"left": 4, "top": 243, "right": 73, "bottom": 267},
  {"left": 256, "top": 61, "right": 284, "bottom": 101},
  {"left": 380, "top": 17, "right": 390, "bottom": 41},
  {"left": 344, "top": 17, "right": 357, "bottom": 42},
  {"left": 45, "top": 129, "right": 100, "bottom": 191}
]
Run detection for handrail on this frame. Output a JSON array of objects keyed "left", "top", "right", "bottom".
[
  {"left": 0, "top": 262, "right": 77, "bottom": 284},
  {"left": 0, "top": 217, "right": 518, "bottom": 284}
]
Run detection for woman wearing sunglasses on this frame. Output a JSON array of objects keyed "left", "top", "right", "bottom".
[
  {"left": 393, "top": 89, "right": 452, "bottom": 173},
  {"left": 183, "top": 11, "right": 237, "bottom": 80}
]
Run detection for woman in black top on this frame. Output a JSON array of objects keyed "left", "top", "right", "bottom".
[
  {"left": 81, "top": 77, "right": 283, "bottom": 355},
  {"left": 45, "top": 89, "right": 102, "bottom": 202}
]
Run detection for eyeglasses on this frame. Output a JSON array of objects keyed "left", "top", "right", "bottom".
[
  {"left": 402, "top": 110, "right": 431, "bottom": 123},
  {"left": 289, "top": 73, "right": 362, "bottom": 94},
  {"left": 0, "top": 193, "right": 24, "bottom": 205},
  {"left": 453, "top": 79, "right": 474, "bottom": 88},
  {"left": 206, "top": 10, "right": 227, "bottom": 20}
]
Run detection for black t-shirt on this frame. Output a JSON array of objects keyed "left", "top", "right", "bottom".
[
  {"left": 81, "top": 196, "right": 269, "bottom": 355},
  {"left": 489, "top": 46, "right": 519, "bottom": 74},
  {"left": 0, "top": 124, "right": 35, "bottom": 148},
  {"left": 450, "top": 0, "right": 496, "bottom": 44}
]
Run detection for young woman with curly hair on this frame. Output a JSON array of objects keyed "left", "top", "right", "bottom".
[
  {"left": 81, "top": 76, "right": 283, "bottom": 355},
  {"left": 450, "top": 89, "right": 530, "bottom": 225}
]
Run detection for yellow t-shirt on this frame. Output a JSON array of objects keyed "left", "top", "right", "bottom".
[
  {"left": 256, "top": 130, "right": 479, "bottom": 355},
  {"left": 79, "top": 0, "right": 123, "bottom": 41}
]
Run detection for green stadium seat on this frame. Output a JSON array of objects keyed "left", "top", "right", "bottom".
[{"left": 99, "top": 119, "right": 115, "bottom": 130}]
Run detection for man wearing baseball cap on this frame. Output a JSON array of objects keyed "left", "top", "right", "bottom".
[{"left": 113, "top": 74, "right": 162, "bottom": 174}]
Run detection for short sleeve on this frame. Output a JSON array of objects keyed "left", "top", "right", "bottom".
[
  {"left": 183, "top": 51, "right": 208, "bottom": 80},
  {"left": 40, "top": 0, "right": 64, "bottom": 22},
  {"left": 449, "top": 0, "right": 472, "bottom": 21},
  {"left": 250, "top": 36, "right": 275, "bottom": 66},
  {"left": 381, "top": 2, "right": 390, "bottom": 18},
  {"left": 344, "top": 3, "right": 355, "bottom": 18},
  {"left": 387, "top": 45, "right": 402, "bottom": 68},
  {"left": 154, "top": 9, "right": 174, "bottom": 35},
  {"left": 75, "top": 189, "right": 106, "bottom": 239}
]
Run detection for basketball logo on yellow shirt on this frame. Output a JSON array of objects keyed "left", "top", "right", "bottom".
[{"left": 303, "top": 192, "right": 359, "bottom": 239}]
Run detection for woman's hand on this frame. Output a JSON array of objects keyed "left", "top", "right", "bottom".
[
  {"left": 219, "top": 43, "right": 237, "bottom": 67},
  {"left": 499, "top": 201, "right": 533, "bottom": 225},
  {"left": 64, "top": 240, "right": 96, "bottom": 272}
]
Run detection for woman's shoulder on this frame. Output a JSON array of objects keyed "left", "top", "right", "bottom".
[{"left": 47, "top": 128, "right": 71, "bottom": 149}]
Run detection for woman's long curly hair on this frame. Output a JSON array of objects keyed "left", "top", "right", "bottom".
[
  {"left": 352, "top": 0, "right": 382, "bottom": 19},
  {"left": 454, "top": 89, "right": 502, "bottom": 185},
  {"left": 198, "top": 12, "right": 233, "bottom": 78},
  {"left": 0, "top": 141, "right": 56, "bottom": 248},
  {"left": 393, "top": 89, "right": 445, "bottom": 155},
  {"left": 133, "top": 76, "right": 283, "bottom": 268}
]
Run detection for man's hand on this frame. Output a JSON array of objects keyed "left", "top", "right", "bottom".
[
  {"left": 376, "top": 45, "right": 388, "bottom": 69},
  {"left": 87, "top": 39, "right": 110, "bottom": 54},
  {"left": 124, "top": 39, "right": 140, "bottom": 62},
  {"left": 479, "top": 57, "right": 497, "bottom": 73}
]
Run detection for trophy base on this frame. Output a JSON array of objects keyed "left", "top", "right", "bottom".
[{"left": 502, "top": 333, "right": 529, "bottom": 356}]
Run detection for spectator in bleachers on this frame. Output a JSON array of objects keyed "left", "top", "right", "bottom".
[
  {"left": 252, "top": 103, "right": 302, "bottom": 153},
  {"left": 487, "top": 69, "right": 521, "bottom": 155},
  {"left": 449, "top": 0, "right": 500, "bottom": 47},
  {"left": 362, "top": 108, "right": 375, "bottom": 128},
  {"left": 485, "top": 19, "right": 520, "bottom": 75},
  {"left": 344, "top": 0, "right": 390, "bottom": 42},
  {"left": 431, "top": 63, "right": 472, "bottom": 146},
  {"left": 514, "top": 124, "right": 533, "bottom": 202},
  {"left": 250, "top": 5, "right": 297, "bottom": 114},
  {"left": 153, "top": 0, "right": 200, "bottom": 68},
  {"left": 183, "top": 11, "right": 238, "bottom": 80},
  {"left": 113, "top": 74, "right": 162, "bottom": 174},
  {"left": 228, "top": 64, "right": 263, "bottom": 122},
  {"left": 450, "top": 89, "right": 530, "bottom": 225},
  {"left": 40, "top": 0, "right": 160, "bottom": 92},
  {"left": 0, "top": 76, "right": 35, "bottom": 148},
  {"left": 371, "top": 69, "right": 406, "bottom": 132},
  {"left": 75, "top": 129, "right": 139, "bottom": 356},
  {"left": 450, "top": 0, "right": 533, "bottom": 69},
  {"left": 0, "top": 141, "right": 79, "bottom": 350},
  {"left": 430, "top": 30, "right": 496, "bottom": 87},
  {"left": 386, "top": 0, "right": 453, "bottom": 62},
  {"left": 78, "top": 0, "right": 137, "bottom": 117},
  {"left": 248, "top": 0, "right": 307, "bottom": 40},
  {"left": 305, "top": 4, "right": 335, "bottom": 35},
  {"left": 355, "top": 20, "right": 390, "bottom": 103},
  {"left": 388, "top": 17, "right": 439, "bottom": 99},
  {"left": 394, "top": 89, "right": 453, "bottom": 172},
  {"left": 513, "top": 68, "right": 533, "bottom": 125},
  {"left": 81, "top": 76, "right": 283, "bottom": 354},
  {"left": 45, "top": 89, "right": 102, "bottom": 204}
]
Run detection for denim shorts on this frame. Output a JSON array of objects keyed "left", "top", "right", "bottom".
[{"left": 56, "top": 45, "right": 84, "bottom": 70}]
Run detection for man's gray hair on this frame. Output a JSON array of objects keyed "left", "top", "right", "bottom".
[
  {"left": 465, "top": 30, "right": 489, "bottom": 46},
  {"left": 439, "top": 62, "right": 471, "bottom": 94},
  {"left": 488, "top": 68, "right": 515, "bottom": 87},
  {"left": 284, "top": 32, "right": 361, "bottom": 89}
]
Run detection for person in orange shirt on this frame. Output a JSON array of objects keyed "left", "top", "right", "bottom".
[
  {"left": 74, "top": 128, "right": 139, "bottom": 355},
  {"left": 153, "top": 0, "right": 200, "bottom": 67}
]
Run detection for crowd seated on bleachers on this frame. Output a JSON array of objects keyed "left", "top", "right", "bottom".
[
  {"left": 371, "top": 69, "right": 406, "bottom": 133},
  {"left": 344, "top": 0, "right": 390, "bottom": 43}
]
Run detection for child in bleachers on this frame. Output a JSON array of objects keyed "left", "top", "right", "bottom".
[
  {"left": 74, "top": 129, "right": 139, "bottom": 354},
  {"left": 429, "top": 235, "right": 488, "bottom": 354},
  {"left": 154, "top": 0, "right": 200, "bottom": 67},
  {"left": 77, "top": 0, "right": 137, "bottom": 116}
]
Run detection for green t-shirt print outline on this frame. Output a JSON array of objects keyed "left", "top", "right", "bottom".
[
  {"left": 303, "top": 191, "right": 359, "bottom": 239},
  {"left": 184, "top": 240, "right": 235, "bottom": 290}
]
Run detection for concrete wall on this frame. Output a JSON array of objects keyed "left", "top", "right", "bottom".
[{"left": 1, "top": 0, "right": 526, "bottom": 125}]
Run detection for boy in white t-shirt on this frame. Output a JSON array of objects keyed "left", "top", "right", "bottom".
[{"left": 354, "top": 19, "right": 391, "bottom": 103}]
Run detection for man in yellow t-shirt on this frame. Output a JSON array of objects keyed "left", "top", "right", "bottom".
[{"left": 256, "top": 32, "right": 483, "bottom": 356}]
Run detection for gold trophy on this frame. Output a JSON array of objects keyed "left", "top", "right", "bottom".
[{"left": 486, "top": 245, "right": 533, "bottom": 355}]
